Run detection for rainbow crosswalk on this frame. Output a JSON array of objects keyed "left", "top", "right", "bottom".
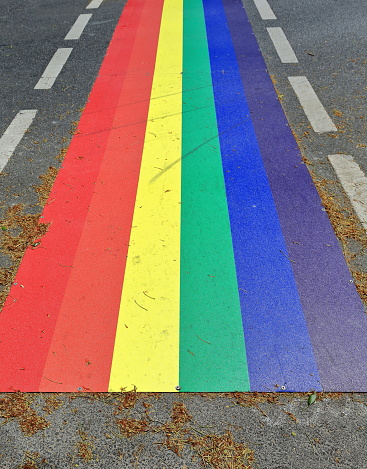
[{"left": 1, "top": 0, "right": 367, "bottom": 392}]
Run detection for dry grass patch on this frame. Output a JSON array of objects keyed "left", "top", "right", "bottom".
[
  {"left": 308, "top": 173, "right": 367, "bottom": 309},
  {"left": 18, "top": 452, "right": 48, "bottom": 469},
  {"left": 0, "top": 160, "right": 60, "bottom": 310},
  {"left": 55, "top": 147, "right": 67, "bottom": 161},
  {"left": 116, "top": 418, "right": 150, "bottom": 438},
  {"left": 232, "top": 392, "right": 282, "bottom": 417},
  {"left": 315, "top": 178, "right": 365, "bottom": 242},
  {"left": 75, "top": 430, "right": 94, "bottom": 462},
  {"left": 116, "top": 386, "right": 139, "bottom": 411},
  {"left": 1, "top": 205, "right": 49, "bottom": 262},
  {"left": 315, "top": 392, "right": 344, "bottom": 401},
  {"left": 188, "top": 431, "right": 254, "bottom": 469},
  {"left": 113, "top": 397, "right": 255, "bottom": 468},
  {"left": 157, "top": 402, "right": 255, "bottom": 468},
  {"left": 0, "top": 393, "right": 49, "bottom": 436},
  {"left": 232, "top": 392, "right": 281, "bottom": 407},
  {"left": 156, "top": 402, "right": 194, "bottom": 456},
  {"left": 42, "top": 394, "right": 64, "bottom": 414},
  {"left": 353, "top": 271, "right": 367, "bottom": 304},
  {"left": 18, "top": 452, "right": 42, "bottom": 469},
  {"left": 172, "top": 401, "right": 193, "bottom": 425},
  {"left": 34, "top": 166, "right": 58, "bottom": 206},
  {"left": 0, "top": 204, "right": 49, "bottom": 308}
]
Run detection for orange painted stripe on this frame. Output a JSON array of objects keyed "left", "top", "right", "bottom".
[{"left": 0, "top": 0, "right": 162, "bottom": 391}]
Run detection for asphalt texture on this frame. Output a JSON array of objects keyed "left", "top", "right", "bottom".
[
  {"left": 1, "top": 0, "right": 367, "bottom": 467},
  {"left": 0, "top": 392, "right": 366, "bottom": 468}
]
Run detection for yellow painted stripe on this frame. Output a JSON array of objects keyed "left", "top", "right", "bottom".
[{"left": 109, "top": 0, "right": 183, "bottom": 392}]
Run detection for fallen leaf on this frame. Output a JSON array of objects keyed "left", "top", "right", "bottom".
[{"left": 308, "top": 393, "right": 317, "bottom": 406}]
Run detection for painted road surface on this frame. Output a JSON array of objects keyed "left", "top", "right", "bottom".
[{"left": 1, "top": 0, "right": 367, "bottom": 392}]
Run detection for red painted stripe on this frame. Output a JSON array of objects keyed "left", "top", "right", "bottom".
[{"left": 0, "top": 0, "right": 163, "bottom": 391}]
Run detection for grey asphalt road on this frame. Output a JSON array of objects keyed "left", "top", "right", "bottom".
[
  {"left": 0, "top": 0, "right": 367, "bottom": 468},
  {"left": 243, "top": 0, "right": 367, "bottom": 166},
  {"left": 0, "top": 391, "right": 366, "bottom": 468}
]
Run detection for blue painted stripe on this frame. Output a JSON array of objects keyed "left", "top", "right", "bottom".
[
  {"left": 203, "top": 0, "right": 321, "bottom": 391},
  {"left": 223, "top": 0, "right": 367, "bottom": 391}
]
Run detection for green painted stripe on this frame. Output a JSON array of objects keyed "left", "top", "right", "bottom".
[{"left": 179, "top": 0, "right": 250, "bottom": 391}]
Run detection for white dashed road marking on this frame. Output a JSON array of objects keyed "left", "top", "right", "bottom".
[
  {"left": 288, "top": 76, "right": 337, "bottom": 133},
  {"left": 267, "top": 27, "right": 298, "bottom": 63},
  {"left": 0, "top": 110, "right": 38, "bottom": 172},
  {"left": 328, "top": 154, "right": 367, "bottom": 231},
  {"left": 65, "top": 14, "right": 92, "bottom": 40},
  {"left": 86, "top": 0, "right": 104, "bottom": 9},
  {"left": 253, "top": 0, "right": 276, "bottom": 20},
  {"left": 34, "top": 48, "right": 73, "bottom": 90}
]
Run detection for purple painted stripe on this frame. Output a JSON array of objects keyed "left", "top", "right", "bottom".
[{"left": 223, "top": 0, "right": 367, "bottom": 391}]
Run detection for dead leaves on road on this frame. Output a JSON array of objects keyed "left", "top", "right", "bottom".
[{"left": 113, "top": 393, "right": 255, "bottom": 469}]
